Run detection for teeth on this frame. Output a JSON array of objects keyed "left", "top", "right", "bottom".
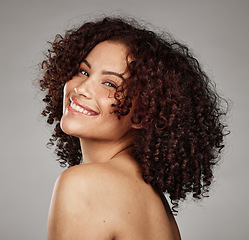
[{"left": 70, "top": 101, "right": 92, "bottom": 116}]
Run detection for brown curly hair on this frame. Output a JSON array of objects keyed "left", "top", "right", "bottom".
[{"left": 39, "top": 16, "right": 228, "bottom": 212}]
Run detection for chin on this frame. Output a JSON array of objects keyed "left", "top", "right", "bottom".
[
  {"left": 60, "top": 115, "right": 93, "bottom": 139},
  {"left": 60, "top": 115, "right": 78, "bottom": 137}
]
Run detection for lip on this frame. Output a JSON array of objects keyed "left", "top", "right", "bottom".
[{"left": 69, "top": 97, "right": 99, "bottom": 116}]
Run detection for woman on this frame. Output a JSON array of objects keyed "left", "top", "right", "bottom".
[{"left": 40, "top": 16, "right": 227, "bottom": 240}]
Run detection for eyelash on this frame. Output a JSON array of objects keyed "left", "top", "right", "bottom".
[
  {"left": 78, "top": 68, "right": 117, "bottom": 89},
  {"left": 78, "top": 69, "right": 89, "bottom": 77},
  {"left": 104, "top": 82, "right": 117, "bottom": 89}
]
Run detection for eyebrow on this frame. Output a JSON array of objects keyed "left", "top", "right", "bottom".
[
  {"left": 82, "top": 59, "right": 125, "bottom": 81},
  {"left": 82, "top": 59, "right": 91, "bottom": 69},
  {"left": 102, "top": 71, "right": 125, "bottom": 81}
]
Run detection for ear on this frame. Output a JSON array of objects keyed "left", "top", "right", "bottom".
[
  {"left": 130, "top": 113, "right": 143, "bottom": 129},
  {"left": 131, "top": 122, "right": 143, "bottom": 129}
]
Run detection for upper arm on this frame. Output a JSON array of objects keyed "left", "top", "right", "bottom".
[{"left": 47, "top": 165, "right": 115, "bottom": 240}]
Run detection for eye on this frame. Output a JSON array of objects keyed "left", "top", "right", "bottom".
[
  {"left": 104, "top": 81, "right": 117, "bottom": 89},
  {"left": 78, "top": 69, "right": 89, "bottom": 77}
]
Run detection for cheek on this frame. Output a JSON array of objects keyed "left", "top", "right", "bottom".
[
  {"left": 63, "top": 80, "right": 74, "bottom": 110},
  {"left": 63, "top": 80, "right": 74, "bottom": 97},
  {"left": 98, "top": 91, "right": 116, "bottom": 111}
]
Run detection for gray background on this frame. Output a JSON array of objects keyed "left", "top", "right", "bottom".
[{"left": 0, "top": 0, "right": 248, "bottom": 239}]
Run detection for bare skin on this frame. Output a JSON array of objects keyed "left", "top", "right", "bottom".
[
  {"left": 47, "top": 41, "right": 181, "bottom": 239},
  {"left": 47, "top": 150, "right": 181, "bottom": 240}
]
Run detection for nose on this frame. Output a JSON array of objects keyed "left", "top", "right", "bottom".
[{"left": 74, "top": 78, "right": 92, "bottom": 99}]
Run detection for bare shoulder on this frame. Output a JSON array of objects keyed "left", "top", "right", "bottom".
[
  {"left": 51, "top": 162, "right": 124, "bottom": 211},
  {"left": 47, "top": 162, "right": 181, "bottom": 240},
  {"left": 57, "top": 162, "right": 125, "bottom": 194},
  {"left": 47, "top": 163, "right": 122, "bottom": 240},
  {"left": 56, "top": 163, "right": 116, "bottom": 185}
]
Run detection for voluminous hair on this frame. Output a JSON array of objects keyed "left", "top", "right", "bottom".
[{"left": 39, "top": 16, "right": 228, "bottom": 213}]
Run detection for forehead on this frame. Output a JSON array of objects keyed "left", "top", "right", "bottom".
[{"left": 85, "top": 41, "right": 129, "bottom": 73}]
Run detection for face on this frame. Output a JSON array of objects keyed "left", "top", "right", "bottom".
[{"left": 60, "top": 41, "right": 135, "bottom": 142}]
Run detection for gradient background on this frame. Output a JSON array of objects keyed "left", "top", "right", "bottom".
[{"left": 0, "top": 0, "right": 248, "bottom": 239}]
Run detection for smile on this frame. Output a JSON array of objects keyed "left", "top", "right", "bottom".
[{"left": 69, "top": 100, "right": 98, "bottom": 116}]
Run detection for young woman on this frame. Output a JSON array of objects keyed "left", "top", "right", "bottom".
[{"left": 39, "top": 16, "right": 227, "bottom": 240}]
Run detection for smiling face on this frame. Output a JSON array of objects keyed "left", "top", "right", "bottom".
[{"left": 60, "top": 41, "right": 135, "bottom": 142}]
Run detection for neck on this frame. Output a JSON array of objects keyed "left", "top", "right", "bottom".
[{"left": 79, "top": 132, "right": 134, "bottom": 164}]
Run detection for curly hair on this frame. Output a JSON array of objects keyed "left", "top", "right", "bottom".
[{"left": 39, "top": 16, "right": 228, "bottom": 213}]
